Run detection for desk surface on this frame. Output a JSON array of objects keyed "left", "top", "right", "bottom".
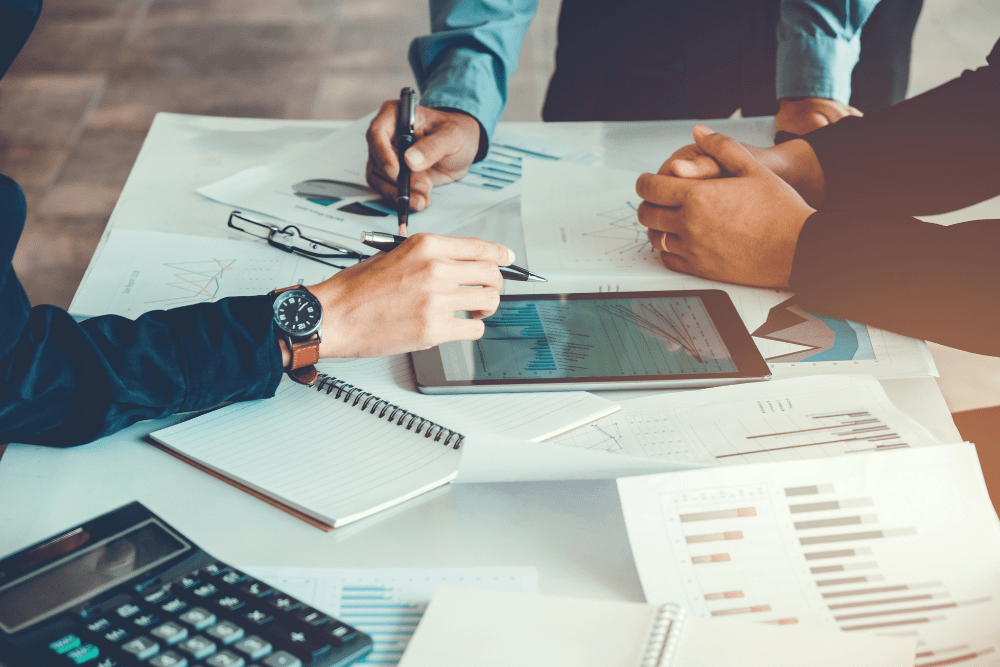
[{"left": 0, "top": 114, "right": 990, "bottom": 607}]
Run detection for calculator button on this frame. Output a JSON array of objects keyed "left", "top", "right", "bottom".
[
  {"left": 221, "top": 571, "right": 246, "bottom": 586},
  {"left": 178, "top": 576, "right": 201, "bottom": 590},
  {"left": 239, "top": 582, "right": 273, "bottom": 599},
  {"left": 206, "top": 621, "right": 245, "bottom": 645},
  {"left": 134, "top": 612, "right": 160, "bottom": 628},
  {"left": 267, "top": 597, "right": 299, "bottom": 613},
  {"left": 234, "top": 636, "right": 272, "bottom": 660},
  {"left": 104, "top": 627, "right": 131, "bottom": 644},
  {"left": 151, "top": 621, "right": 189, "bottom": 645},
  {"left": 292, "top": 609, "right": 329, "bottom": 627},
  {"left": 242, "top": 609, "right": 273, "bottom": 626},
  {"left": 121, "top": 636, "right": 159, "bottom": 660},
  {"left": 94, "top": 659, "right": 127, "bottom": 667},
  {"left": 193, "top": 583, "right": 220, "bottom": 599},
  {"left": 264, "top": 626, "right": 330, "bottom": 662},
  {"left": 86, "top": 618, "right": 112, "bottom": 633},
  {"left": 204, "top": 564, "right": 228, "bottom": 577},
  {"left": 179, "top": 607, "right": 217, "bottom": 630},
  {"left": 326, "top": 623, "right": 358, "bottom": 647},
  {"left": 65, "top": 643, "right": 101, "bottom": 665},
  {"left": 148, "top": 651, "right": 188, "bottom": 667},
  {"left": 144, "top": 588, "right": 171, "bottom": 604},
  {"left": 161, "top": 598, "right": 189, "bottom": 614},
  {"left": 177, "top": 635, "right": 217, "bottom": 660},
  {"left": 205, "top": 650, "right": 246, "bottom": 667},
  {"left": 261, "top": 651, "right": 302, "bottom": 667},
  {"left": 116, "top": 603, "right": 143, "bottom": 619},
  {"left": 216, "top": 595, "right": 246, "bottom": 612}
]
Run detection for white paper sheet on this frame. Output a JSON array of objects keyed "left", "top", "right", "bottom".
[
  {"left": 617, "top": 444, "right": 1000, "bottom": 665},
  {"left": 237, "top": 567, "right": 538, "bottom": 667},
  {"left": 198, "top": 116, "right": 590, "bottom": 246},
  {"left": 521, "top": 161, "right": 665, "bottom": 278},
  {"left": 550, "top": 375, "right": 952, "bottom": 465},
  {"left": 506, "top": 278, "right": 938, "bottom": 380},
  {"left": 69, "top": 229, "right": 337, "bottom": 318}
]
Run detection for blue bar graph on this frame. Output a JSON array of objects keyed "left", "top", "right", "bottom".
[{"left": 482, "top": 303, "right": 558, "bottom": 372}]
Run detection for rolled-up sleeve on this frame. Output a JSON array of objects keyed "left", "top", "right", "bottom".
[
  {"left": 0, "top": 175, "right": 283, "bottom": 447},
  {"left": 409, "top": 0, "right": 536, "bottom": 139},
  {"left": 776, "top": 0, "right": 880, "bottom": 103}
]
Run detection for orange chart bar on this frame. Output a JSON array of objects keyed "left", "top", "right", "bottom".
[
  {"left": 691, "top": 554, "right": 730, "bottom": 564},
  {"left": 679, "top": 508, "right": 756, "bottom": 522},
  {"left": 686, "top": 531, "right": 744, "bottom": 544},
  {"left": 710, "top": 604, "right": 771, "bottom": 617},
  {"left": 705, "top": 591, "right": 744, "bottom": 600}
]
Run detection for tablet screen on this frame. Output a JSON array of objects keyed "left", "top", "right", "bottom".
[{"left": 441, "top": 294, "right": 738, "bottom": 381}]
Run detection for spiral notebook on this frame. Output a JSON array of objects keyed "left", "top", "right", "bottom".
[
  {"left": 397, "top": 587, "right": 916, "bottom": 667},
  {"left": 149, "top": 373, "right": 616, "bottom": 531}
]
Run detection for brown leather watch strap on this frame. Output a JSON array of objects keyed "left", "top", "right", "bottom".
[{"left": 287, "top": 336, "right": 321, "bottom": 385}]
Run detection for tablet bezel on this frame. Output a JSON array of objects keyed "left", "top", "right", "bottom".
[{"left": 412, "top": 289, "right": 771, "bottom": 393}]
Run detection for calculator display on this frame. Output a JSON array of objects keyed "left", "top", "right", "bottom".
[{"left": 0, "top": 520, "right": 188, "bottom": 634}]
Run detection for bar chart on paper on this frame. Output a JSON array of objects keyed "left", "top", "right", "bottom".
[
  {"left": 240, "top": 567, "right": 538, "bottom": 667},
  {"left": 618, "top": 446, "right": 1000, "bottom": 667}
]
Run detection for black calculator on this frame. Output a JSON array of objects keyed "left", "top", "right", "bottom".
[{"left": 0, "top": 502, "right": 373, "bottom": 667}]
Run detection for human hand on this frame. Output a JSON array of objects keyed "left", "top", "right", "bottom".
[
  {"left": 661, "top": 128, "right": 828, "bottom": 207},
  {"left": 774, "top": 97, "right": 862, "bottom": 136},
  {"left": 636, "top": 126, "right": 816, "bottom": 289},
  {"left": 365, "top": 101, "right": 481, "bottom": 211},
  {"left": 306, "top": 234, "right": 510, "bottom": 358}
]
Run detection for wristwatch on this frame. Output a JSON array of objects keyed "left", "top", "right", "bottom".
[{"left": 271, "top": 285, "right": 323, "bottom": 386}]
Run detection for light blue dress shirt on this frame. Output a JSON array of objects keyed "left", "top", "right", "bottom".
[{"left": 409, "top": 0, "right": 880, "bottom": 138}]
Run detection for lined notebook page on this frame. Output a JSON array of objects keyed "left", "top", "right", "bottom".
[
  {"left": 150, "top": 381, "right": 462, "bottom": 527},
  {"left": 321, "top": 355, "right": 619, "bottom": 441}
]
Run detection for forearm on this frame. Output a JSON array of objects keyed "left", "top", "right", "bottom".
[
  {"left": 409, "top": 0, "right": 536, "bottom": 138},
  {"left": 789, "top": 211, "right": 1000, "bottom": 355},
  {"left": 776, "top": 0, "right": 879, "bottom": 103},
  {"left": 803, "top": 39, "right": 1000, "bottom": 214},
  {"left": 0, "top": 297, "right": 283, "bottom": 447}
]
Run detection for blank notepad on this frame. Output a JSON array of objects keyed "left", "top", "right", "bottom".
[{"left": 150, "top": 376, "right": 464, "bottom": 529}]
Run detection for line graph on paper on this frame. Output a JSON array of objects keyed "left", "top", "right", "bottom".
[
  {"left": 580, "top": 202, "right": 651, "bottom": 255},
  {"left": 143, "top": 259, "right": 236, "bottom": 306}
]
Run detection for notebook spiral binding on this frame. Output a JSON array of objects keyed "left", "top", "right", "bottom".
[
  {"left": 314, "top": 374, "right": 465, "bottom": 449},
  {"left": 640, "top": 603, "right": 686, "bottom": 667}
]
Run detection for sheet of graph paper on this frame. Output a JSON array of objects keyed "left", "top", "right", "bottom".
[
  {"left": 237, "top": 567, "right": 538, "bottom": 667},
  {"left": 199, "top": 115, "right": 590, "bottom": 246},
  {"left": 618, "top": 444, "right": 1000, "bottom": 667},
  {"left": 549, "top": 375, "right": 951, "bottom": 465}
]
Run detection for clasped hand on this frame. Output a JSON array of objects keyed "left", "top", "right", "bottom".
[{"left": 636, "top": 125, "right": 818, "bottom": 289}]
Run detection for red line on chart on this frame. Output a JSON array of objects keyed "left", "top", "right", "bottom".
[
  {"left": 745, "top": 420, "right": 881, "bottom": 439},
  {"left": 716, "top": 434, "right": 898, "bottom": 458}
]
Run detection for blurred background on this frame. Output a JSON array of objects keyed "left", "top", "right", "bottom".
[{"left": 0, "top": 0, "right": 997, "bottom": 409}]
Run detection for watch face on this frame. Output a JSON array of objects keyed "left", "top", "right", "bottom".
[{"left": 273, "top": 289, "right": 322, "bottom": 338}]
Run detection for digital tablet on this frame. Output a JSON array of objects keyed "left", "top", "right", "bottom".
[{"left": 412, "top": 289, "right": 771, "bottom": 394}]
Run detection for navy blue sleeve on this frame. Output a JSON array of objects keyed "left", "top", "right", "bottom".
[
  {"left": 0, "top": 175, "right": 284, "bottom": 447},
  {"left": 788, "top": 38, "right": 1000, "bottom": 356}
]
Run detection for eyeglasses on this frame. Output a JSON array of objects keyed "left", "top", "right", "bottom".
[{"left": 227, "top": 211, "right": 370, "bottom": 269}]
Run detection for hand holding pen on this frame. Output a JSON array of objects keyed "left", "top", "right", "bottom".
[
  {"left": 361, "top": 232, "right": 546, "bottom": 282},
  {"left": 364, "top": 99, "right": 482, "bottom": 218},
  {"left": 395, "top": 87, "right": 416, "bottom": 236}
]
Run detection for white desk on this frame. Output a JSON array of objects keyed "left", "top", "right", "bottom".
[{"left": 0, "top": 114, "right": 968, "bottom": 607}]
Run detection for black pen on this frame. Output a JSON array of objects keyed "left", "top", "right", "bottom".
[
  {"left": 396, "top": 87, "right": 417, "bottom": 236},
  {"left": 360, "top": 232, "right": 547, "bottom": 282}
]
